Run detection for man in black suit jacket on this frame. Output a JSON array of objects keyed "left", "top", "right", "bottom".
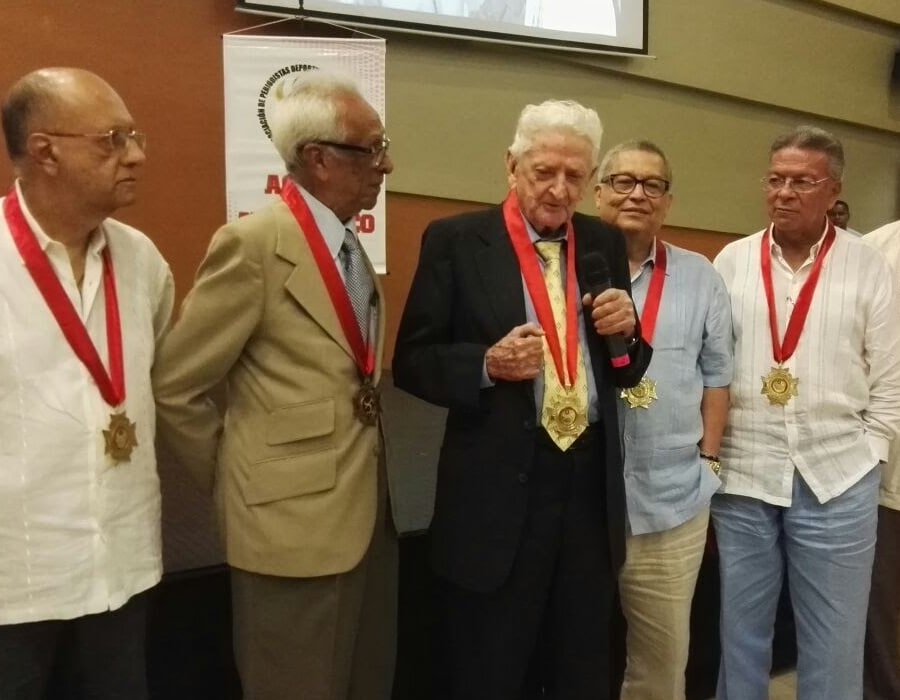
[{"left": 393, "top": 99, "right": 651, "bottom": 700}]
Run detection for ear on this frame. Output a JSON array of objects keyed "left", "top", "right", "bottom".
[
  {"left": 659, "top": 192, "right": 674, "bottom": 218},
  {"left": 299, "top": 142, "right": 331, "bottom": 181},
  {"left": 826, "top": 180, "right": 843, "bottom": 210},
  {"left": 26, "top": 133, "right": 59, "bottom": 174},
  {"left": 504, "top": 150, "right": 517, "bottom": 189}
]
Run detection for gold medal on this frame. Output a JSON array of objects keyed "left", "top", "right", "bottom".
[
  {"left": 620, "top": 377, "right": 658, "bottom": 409},
  {"left": 353, "top": 380, "right": 380, "bottom": 426},
  {"left": 761, "top": 366, "right": 799, "bottom": 406},
  {"left": 543, "top": 392, "right": 588, "bottom": 440},
  {"left": 103, "top": 411, "right": 137, "bottom": 463}
]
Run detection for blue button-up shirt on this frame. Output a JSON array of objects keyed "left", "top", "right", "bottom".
[{"left": 621, "top": 241, "right": 733, "bottom": 535}]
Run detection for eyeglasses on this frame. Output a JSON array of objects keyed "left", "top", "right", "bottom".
[
  {"left": 315, "top": 136, "right": 390, "bottom": 167},
  {"left": 761, "top": 175, "right": 830, "bottom": 194},
  {"left": 44, "top": 128, "right": 147, "bottom": 153},
  {"left": 601, "top": 174, "right": 670, "bottom": 198}
]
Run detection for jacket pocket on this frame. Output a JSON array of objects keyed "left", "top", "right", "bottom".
[{"left": 242, "top": 399, "right": 337, "bottom": 505}]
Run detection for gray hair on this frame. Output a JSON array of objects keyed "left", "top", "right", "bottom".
[
  {"left": 508, "top": 100, "right": 604, "bottom": 167},
  {"left": 770, "top": 125, "right": 845, "bottom": 181},
  {"left": 597, "top": 139, "right": 673, "bottom": 185},
  {"left": 268, "top": 70, "right": 363, "bottom": 174}
]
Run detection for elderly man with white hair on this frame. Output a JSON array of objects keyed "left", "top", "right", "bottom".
[
  {"left": 393, "top": 99, "right": 651, "bottom": 700},
  {"left": 153, "top": 71, "right": 396, "bottom": 700}
]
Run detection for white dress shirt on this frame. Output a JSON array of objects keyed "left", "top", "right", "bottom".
[
  {"left": 864, "top": 220, "right": 900, "bottom": 510},
  {"left": 0, "top": 182, "right": 174, "bottom": 624},
  {"left": 714, "top": 225, "right": 900, "bottom": 506}
]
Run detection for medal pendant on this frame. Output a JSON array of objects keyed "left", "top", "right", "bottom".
[
  {"left": 543, "top": 392, "right": 588, "bottom": 440},
  {"left": 103, "top": 411, "right": 137, "bottom": 463},
  {"left": 353, "top": 380, "right": 380, "bottom": 426},
  {"left": 760, "top": 366, "right": 799, "bottom": 406},
  {"left": 620, "top": 377, "right": 658, "bottom": 409}
]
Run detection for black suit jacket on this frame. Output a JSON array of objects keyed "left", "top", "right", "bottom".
[{"left": 392, "top": 206, "right": 651, "bottom": 593}]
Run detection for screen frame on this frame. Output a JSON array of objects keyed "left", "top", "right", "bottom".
[{"left": 236, "top": 1, "right": 650, "bottom": 57}]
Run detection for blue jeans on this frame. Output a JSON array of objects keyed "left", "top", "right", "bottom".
[{"left": 711, "top": 467, "right": 880, "bottom": 700}]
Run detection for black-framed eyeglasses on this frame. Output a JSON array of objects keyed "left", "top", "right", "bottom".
[
  {"left": 601, "top": 173, "right": 670, "bottom": 198},
  {"left": 314, "top": 136, "right": 390, "bottom": 167},
  {"left": 760, "top": 175, "right": 830, "bottom": 194},
  {"left": 43, "top": 128, "right": 147, "bottom": 153}
]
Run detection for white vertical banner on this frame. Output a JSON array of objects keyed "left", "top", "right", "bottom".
[{"left": 222, "top": 34, "right": 387, "bottom": 272}]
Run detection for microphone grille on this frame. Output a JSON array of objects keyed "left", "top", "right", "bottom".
[{"left": 582, "top": 251, "right": 610, "bottom": 285}]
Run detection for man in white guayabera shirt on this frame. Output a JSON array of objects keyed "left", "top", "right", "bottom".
[
  {"left": 712, "top": 125, "right": 900, "bottom": 700},
  {"left": 0, "top": 68, "right": 173, "bottom": 699}
]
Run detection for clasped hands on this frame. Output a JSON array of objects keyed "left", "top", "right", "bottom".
[{"left": 485, "top": 289, "right": 636, "bottom": 382}]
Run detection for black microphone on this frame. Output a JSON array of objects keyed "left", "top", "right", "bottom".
[{"left": 582, "top": 251, "right": 631, "bottom": 368}]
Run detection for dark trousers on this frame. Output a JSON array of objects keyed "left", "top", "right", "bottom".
[
  {"left": 0, "top": 591, "right": 149, "bottom": 700},
  {"left": 438, "top": 426, "right": 614, "bottom": 700},
  {"left": 864, "top": 505, "right": 900, "bottom": 700}
]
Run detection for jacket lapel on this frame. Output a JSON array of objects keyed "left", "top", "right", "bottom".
[
  {"left": 474, "top": 209, "right": 527, "bottom": 335},
  {"left": 274, "top": 202, "right": 354, "bottom": 360}
]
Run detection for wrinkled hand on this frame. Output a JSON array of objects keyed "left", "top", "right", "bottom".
[
  {"left": 582, "top": 289, "right": 637, "bottom": 338},
  {"left": 485, "top": 323, "right": 545, "bottom": 382}
]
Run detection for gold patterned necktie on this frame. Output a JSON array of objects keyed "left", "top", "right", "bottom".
[{"left": 535, "top": 240, "right": 589, "bottom": 451}]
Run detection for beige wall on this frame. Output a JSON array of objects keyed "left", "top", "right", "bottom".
[
  {"left": 385, "top": 0, "right": 900, "bottom": 234},
  {"left": 0, "top": 0, "right": 897, "bottom": 252}
]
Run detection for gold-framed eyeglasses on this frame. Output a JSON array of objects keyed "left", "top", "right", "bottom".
[
  {"left": 601, "top": 173, "right": 670, "bottom": 198},
  {"left": 43, "top": 128, "right": 147, "bottom": 153},
  {"left": 315, "top": 136, "right": 390, "bottom": 167},
  {"left": 761, "top": 175, "right": 830, "bottom": 194}
]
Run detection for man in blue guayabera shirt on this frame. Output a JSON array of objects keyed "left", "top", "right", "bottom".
[{"left": 594, "top": 140, "right": 733, "bottom": 700}]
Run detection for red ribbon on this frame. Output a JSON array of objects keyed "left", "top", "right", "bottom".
[
  {"left": 502, "top": 191, "right": 579, "bottom": 388},
  {"left": 3, "top": 187, "right": 124, "bottom": 407},
  {"left": 760, "top": 222, "right": 836, "bottom": 364},
  {"left": 280, "top": 180, "right": 374, "bottom": 376},
  {"left": 638, "top": 239, "right": 667, "bottom": 345}
]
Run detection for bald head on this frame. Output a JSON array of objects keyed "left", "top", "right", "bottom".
[
  {"left": 1, "top": 68, "right": 145, "bottom": 228},
  {"left": 1, "top": 68, "right": 123, "bottom": 161}
]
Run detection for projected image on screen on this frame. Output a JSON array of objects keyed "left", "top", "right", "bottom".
[
  {"left": 329, "top": 0, "right": 616, "bottom": 36},
  {"left": 238, "top": 0, "right": 645, "bottom": 54}
]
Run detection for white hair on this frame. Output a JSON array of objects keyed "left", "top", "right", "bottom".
[
  {"left": 267, "top": 70, "right": 363, "bottom": 173},
  {"left": 508, "top": 100, "right": 604, "bottom": 167}
]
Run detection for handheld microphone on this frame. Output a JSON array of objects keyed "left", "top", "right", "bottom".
[{"left": 582, "top": 251, "right": 632, "bottom": 368}]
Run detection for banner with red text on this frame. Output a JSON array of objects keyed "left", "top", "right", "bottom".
[{"left": 223, "top": 34, "right": 387, "bottom": 272}]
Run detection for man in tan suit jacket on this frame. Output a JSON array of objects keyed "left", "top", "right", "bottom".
[{"left": 152, "top": 71, "right": 396, "bottom": 700}]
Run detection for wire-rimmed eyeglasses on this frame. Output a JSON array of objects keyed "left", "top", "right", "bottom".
[
  {"left": 43, "top": 128, "right": 147, "bottom": 153},
  {"left": 761, "top": 175, "right": 830, "bottom": 194}
]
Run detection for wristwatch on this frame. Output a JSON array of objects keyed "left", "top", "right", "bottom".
[{"left": 700, "top": 452, "right": 721, "bottom": 476}]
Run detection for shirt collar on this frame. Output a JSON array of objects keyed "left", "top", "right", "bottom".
[
  {"left": 769, "top": 220, "right": 830, "bottom": 263},
  {"left": 296, "top": 183, "right": 348, "bottom": 259},
  {"left": 638, "top": 237, "right": 657, "bottom": 268},
  {"left": 523, "top": 211, "right": 567, "bottom": 245},
  {"left": 14, "top": 179, "right": 107, "bottom": 256},
  {"left": 630, "top": 237, "right": 658, "bottom": 284}
]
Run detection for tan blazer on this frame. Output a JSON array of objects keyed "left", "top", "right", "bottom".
[{"left": 153, "top": 200, "right": 386, "bottom": 578}]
